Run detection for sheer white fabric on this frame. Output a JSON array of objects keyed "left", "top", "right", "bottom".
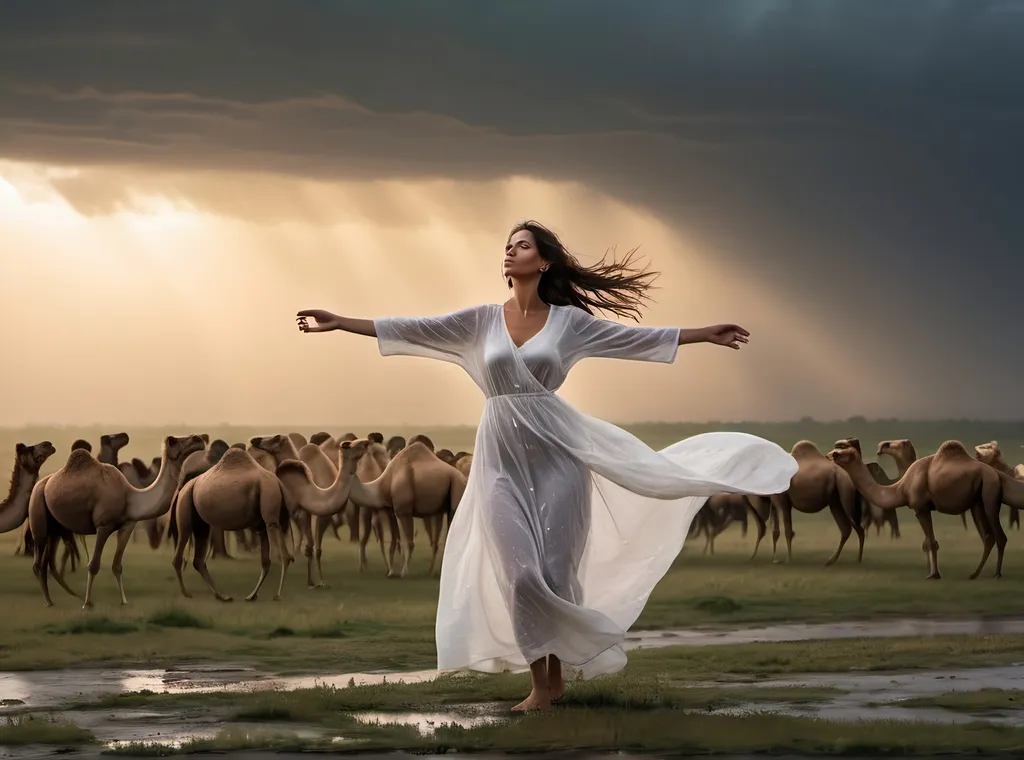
[{"left": 375, "top": 303, "right": 797, "bottom": 679}]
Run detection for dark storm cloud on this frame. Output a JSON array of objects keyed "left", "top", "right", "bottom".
[{"left": 2, "top": 0, "right": 1023, "bottom": 415}]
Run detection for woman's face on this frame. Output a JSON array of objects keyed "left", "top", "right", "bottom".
[{"left": 503, "top": 228, "right": 546, "bottom": 280}]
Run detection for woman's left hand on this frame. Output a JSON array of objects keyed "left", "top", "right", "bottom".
[{"left": 704, "top": 324, "right": 750, "bottom": 349}]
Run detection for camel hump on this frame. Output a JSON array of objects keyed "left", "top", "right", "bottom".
[
  {"left": 276, "top": 459, "right": 311, "bottom": 479},
  {"left": 218, "top": 448, "right": 258, "bottom": 469},
  {"left": 790, "top": 440, "right": 822, "bottom": 458},
  {"left": 936, "top": 440, "right": 970, "bottom": 458},
  {"left": 64, "top": 449, "right": 99, "bottom": 472}
]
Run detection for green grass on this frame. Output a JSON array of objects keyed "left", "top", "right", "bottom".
[
  {"left": 0, "top": 713, "right": 97, "bottom": 745},
  {"left": 893, "top": 689, "right": 1024, "bottom": 712},
  {"left": 2, "top": 499, "right": 1023, "bottom": 673}
]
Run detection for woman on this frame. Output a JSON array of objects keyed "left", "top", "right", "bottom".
[{"left": 296, "top": 220, "right": 797, "bottom": 712}]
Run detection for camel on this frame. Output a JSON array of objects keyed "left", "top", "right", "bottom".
[
  {"left": 386, "top": 436, "right": 406, "bottom": 458},
  {"left": 167, "top": 439, "right": 249, "bottom": 557},
  {"left": 974, "top": 441, "right": 1021, "bottom": 530},
  {"left": 878, "top": 438, "right": 967, "bottom": 530},
  {"left": 689, "top": 493, "right": 771, "bottom": 558},
  {"left": 436, "top": 449, "right": 456, "bottom": 466},
  {"left": 173, "top": 447, "right": 309, "bottom": 602},
  {"left": 30, "top": 434, "right": 206, "bottom": 607},
  {"left": 838, "top": 439, "right": 901, "bottom": 540},
  {"left": 348, "top": 441, "right": 399, "bottom": 573},
  {"left": 251, "top": 434, "right": 323, "bottom": 560},
  {"left": 828, "top": 439, "right": 1024, "bottom": 579},
  {"left": 769, "top": 440, "right": 864, "bottom": 566},
  {"left": 293, "top": 440, "right": 359, "bottom": 586},
  {"left": 2, "top": 442, "right": 57, "bottom": 541},
  {"left": 309, "top": 432, "right": 332, "bottom": 446},
  {"left": 288, "top": 432, "right": 308, "bottom": 450},
  {"left": 344, "top": 441, "right": 467, "bottom": 577},
  {"left": 19, "top": 433, "right": 129, "bottom": 560}
]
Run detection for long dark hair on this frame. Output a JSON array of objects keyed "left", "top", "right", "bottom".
[{"left": 506, "top": 220, "right": 660, "bottom": 322}]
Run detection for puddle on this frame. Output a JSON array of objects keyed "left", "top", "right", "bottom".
[
  {"left": 696, "top": 663, "right": 1024, "bottom": 727},
  {"left": 351, "top": 702, "right": 505, "bottom": 734},
  {"left": 4, "top": 616, "right": 1024, "bottom": 715}
]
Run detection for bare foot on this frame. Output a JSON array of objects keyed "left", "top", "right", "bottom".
[{"left": 511, "top": 688, "right": 551, "bottom": 713}]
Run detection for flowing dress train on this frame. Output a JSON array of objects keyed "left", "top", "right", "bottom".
[{"left": 373, "top": 303, "right": 797, "bottom": 679}]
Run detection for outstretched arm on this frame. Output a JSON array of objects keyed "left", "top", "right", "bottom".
[
  {"left": 297, "top": 305, "right": 482, "bottom": 367},
  {"left": 564, "top": 308, "right": 749, "bottom": 365}
]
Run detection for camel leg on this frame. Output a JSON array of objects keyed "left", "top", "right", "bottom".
[
  {"left": 110, "top": 523, "right": 137, "bottom": 605},
  {"left": 424, "top": 515, "right": 442, "bottom": 575},
  {"left": 193, "top": 519, "right": 233, "bottom": 602},
  {"left": 387, "top": 511, "right": 400, "bottom": 570},
  {"left": 357, "top": 506, "right": 374, "bottom": 572},
  {"left": 824, "top": 501, "right": 854, "bottom": 566},
  {"left": 346, "top": 501, "right": 360, "bottom": 542},
  {"left": 311, "top": 515, "right": 332, "bottom": 588},
  {"left": 209, "top": 528, "right": 232, "bottom": 560},
  {"left": 772, "top": 494, "right": 795, "bottom": 563},
  {"left": 83, "top": 525, "right": 117, "bottom": 609},
  {"left": 968, "top": 504, "right": 994, "bottom": 580},
  {"left": 1009, "top": 505, "right": 1019, "bottom": 531},
  {"left": 376, "top": 510, "right": 391, "bottom": 572},
  {"left": 245, "top": 531, "right": 272, "bottom": 602},
  {"left": 748, "top": 502, "right": 767, "bottom": 560},
  {"left": 269, "top": 524, "right": 291, "bottom": 601},
  {"left": 293, "top": 510, "right": 315, "bottom": 587},
  {"left": 983, "top": 498, "right": 1006, "bottom": 579},
  {"left": 961, "top": 512, "right": 968, "bottom": 530},
  {"left": 769, "top": 497, "right": 782, "bottom": 562},
  {"left": 914, "top": 509, "right": 941, "bottom": 579},
  {"left": 392, "top": 513, "right": 415, "bottom": 578},
  {"left": 51, "top": 539, "right": 81, "bottom": 600},
  {"left": 171, "top": 483, "right": 197, "bottom": 598}
]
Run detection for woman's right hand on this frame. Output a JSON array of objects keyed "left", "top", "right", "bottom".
[{"left": 296, "top": 309, "right": 340, "bottom": 333}]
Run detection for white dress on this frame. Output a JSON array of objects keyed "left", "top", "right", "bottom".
[{"left": 374, "top": 303, "right": 797, "bottom": 679}]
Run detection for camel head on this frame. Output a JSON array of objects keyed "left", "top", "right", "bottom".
[
  {"left": 826, "top": 439, "right": 862, "bottom": 469},
  {"left": 309, "top": 431, "right": 332, "bottom": 446},
  {"left": 340, "top": 432, "right": 358, "bottom": 442},
  {"left": 162, "top": 434, "right": 207, "bottom": 464},
  {"left": 251, "top": 434, "right": 288, "bottom": 454},
  {"left": 100, "top": 432, "right": 131, "bottom": 452},
  {"left": 386, "top": 435, "right": 406, "bottom": 457},
  {"left": 209, "top": 439, "right": 230, "bottom": 462},
  {"left": 15, "top": 441, "right": 57, "bottom": 475},
  {"left": 70, "top": 438, "right": 92, "bottom": 453},
  {"left": 877, "top": 439, "right": 913, "bottom": 458},
  {"left": 339, "top": 438, "right": 370, "bottom": 469},
  {"left": 835, "top": 437, "right": 863, "bottom": 454},
  {"left": 974, "top": 440, "right": 1002, "bottom": 465},
  {"left": 366, "top": 431, "right": 384, "bottom": 445},
  {"left": 409, "top": 433, "right": 435, "bottom": 452}
]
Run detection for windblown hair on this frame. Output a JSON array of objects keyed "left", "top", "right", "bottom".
[{"left": 507, "top": 220, "right": 660, "bottom": 322}]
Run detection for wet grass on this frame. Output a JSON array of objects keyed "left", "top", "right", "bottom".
[
  {"left": 0, "top": 712, "right": 97, "bottom": 745},
  {"left": 2, "top": 508, "right": 1023, "bottom": 673},
  {"left": 894, "top": 688, "right": 1024, "bottom": 712}
]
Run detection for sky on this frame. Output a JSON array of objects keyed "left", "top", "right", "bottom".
[{"left": 1, "top": 0, "right": 1022, "bottom": 427}]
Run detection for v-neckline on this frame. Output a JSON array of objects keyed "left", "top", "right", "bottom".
[{"left": 501, "top": 303, "right": 555, "bottom": 350}]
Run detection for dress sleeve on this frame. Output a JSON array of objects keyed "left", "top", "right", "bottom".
[
  {"left": 564, "top": 306, "right": 680, "bottom": 365},
  {"left": 373, "top": 304, "right": 482, "bottom": 366}
]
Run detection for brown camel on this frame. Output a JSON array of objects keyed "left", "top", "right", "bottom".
[
  {"left": 827, "top": 439, "right": 1023, "bottom": 579},
  {"left": 251, "top": 434, "right": 323, "bottom": 561},
  {"left": 315, "top": 436, "right": 354, "bottom": 541},
  {"left": 309, "top": 432, "right": 332, "bottom": 446},
  {"left": 878, "top": 438, "right": 967, "bottom": 530},
  {"left": 167, "top": 439, "right": 246, "bottom": 556},
  {"left": 436, "top": 448, "right": 456, "bottom": 466},
  {"left": 296, "top": 441, "right": 356, "bottom": 587},
  {"left": 974, "top": 441, "right": 1021, "bottom": 530},
  {"left": 838, "top": 439, "right": 901, "bottom": 540},
  {"left": 2, "top": 442, "right": 57, "bottom": 540},
  {"left": 689, "top": 493, "right": 771, "bottom": 558},
  {"left": 172, "top": 448, "right": 303, "bottom": 602},
  {"left": 30, "top": 434, "right": 205, "bottom": 607},
  {"left": 350, "top": 441, "right": 399, "bottom": 574},
  {"left": 346, "top": 441, "right": 467, "bottom": 577},
  {"left": 770, "top": 440, "right": 864, "bottom": 565},
  {"left": 288, "top": 432, "right": 308, "bottom": 450},
  {"left": 453, "top": 452, "right": 473, "bottom": 479}
]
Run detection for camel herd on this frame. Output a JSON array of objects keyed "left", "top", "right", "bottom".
[
  {"left": 690, "top": 437, "right": 1024, "bottom": 581},
  {"left": 0, "top": 430, "right": 470, "bottom": 608},
  {"left": 1, "top": 429, "right": 1023, "bottom": 609}
]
